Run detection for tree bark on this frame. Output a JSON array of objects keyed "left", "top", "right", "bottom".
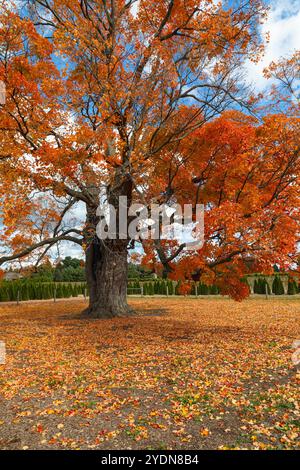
[
  {"left": 81, "top": 174, "right": 133, "bottom": 318},
  {"left": 82, "top": 239, "right": 131, "bottom": 318}
]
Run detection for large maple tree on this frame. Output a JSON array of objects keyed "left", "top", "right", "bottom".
[{"left": 0, "top": 0, "right": 299, "bottom": 316}]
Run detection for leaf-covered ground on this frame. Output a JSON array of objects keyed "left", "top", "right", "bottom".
[{"left": 0, "top": 298, "right": 299, "bottom": 450}]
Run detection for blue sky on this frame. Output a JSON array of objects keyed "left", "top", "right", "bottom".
[{"left": 245, "top": 0, "right": 300, "bottom": 89}]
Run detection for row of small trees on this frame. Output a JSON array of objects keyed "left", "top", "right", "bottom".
[
  {"left": 127, "top": 280, "right": 220, "bottom": 296},
  {"left": 130, "top": 278, "right": 299, "bottom": 296},
  {"left": 1, "top": 277, "right": 299, "bottom": 302},
  {"left": 253, "top": 277, "right": 299, "bottom": 295},
  {"left": 0, "top": 279, "right": 221, "bottom": 301},
  {"left": 0, "top": 281, "right": 88, "bottom": 302}
]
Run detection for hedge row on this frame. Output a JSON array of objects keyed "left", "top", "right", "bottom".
[
  {"left": 127, "top": 280, "right": 220, "bottom": 296},
  {"left": 254, "top": 276, "right": 299, "bottom": 295},
  {"left": 2, "top": 279, "right": 218, "bottom": 301},
  {"left": 1, "top": 277, "right": 298, "bottom": 302},
  {"left": 0, "top": 281, "right": 88, "bottom": 302}
]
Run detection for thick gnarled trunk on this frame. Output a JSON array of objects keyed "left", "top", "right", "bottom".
[
  {"left": 83, "top": 239, "right": 131, "bottom": 318},
  {"left": 82, "top": 174, "right": 133, "bottom": 318}
]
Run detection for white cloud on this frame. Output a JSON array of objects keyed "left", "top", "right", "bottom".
[
  {"left": 50, "top": 241, "right": 83, "bottom": 260},
  {"left": 3, "top": 0, "right": 21, "bottom": 11},
  {"left": 130, "top": 0, "right": 140, "bottom": 18},
  {"left": 245, "top": 0, "right": 300, "bottom": 91}
]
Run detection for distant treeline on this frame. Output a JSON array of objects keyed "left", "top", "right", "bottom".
[
  {"left": 22, "top": 257, "right": 86, "bottom": 282},
  {"left": 5, "top": 258, "right": 154, "bottom": 283}
]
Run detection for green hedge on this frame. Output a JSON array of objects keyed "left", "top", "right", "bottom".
[
  {"left": 288, "top": 280, "right": 298, "bottom": 295},
  {"left": 252, "top": 276, "right": 299, "bottom": 295},
  {"left": 3, "top": 277, "right": 296, "bottom": 302},
  {"left": 127, "top": 280, "right": 219, "bottom": 296},
  {"left": 0, "top": 281, "right": 88, "bottom": 302},
  {"left": 254, "top": 278, "right": 271, "bottom": 295},
  {"left": 272, "top": 276, "right": 285, "bottom": 295}
]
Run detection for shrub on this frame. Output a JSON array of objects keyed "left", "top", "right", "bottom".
[
  {"left": 148, "top": 283, "right": 154, "bottom": 296},
  {"left": 21, "top": 284, "right": 30, "bottom": 301},
  {"left": 272, "top": 276, "right": 285, "bottom": 295},
  {"left": 0, "top": 286, "right": 10, "bottom": 302},
  {"left": 211, "top": 285, "right": 219, "bottom": 295},
  {"left": 288, "top": 280, "right": 298, "bottom": 295},
  {"left": 168, "top": 281, "right": 174, "bottom": 296}
]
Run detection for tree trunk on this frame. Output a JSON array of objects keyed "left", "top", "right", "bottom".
[
  {"left": 82, "top": 239, "right": 131, "bottom": 318},
  {"left": 81, "top": 173, "right": 133, "bottom": 318}
]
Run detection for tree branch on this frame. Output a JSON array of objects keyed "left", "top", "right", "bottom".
[{"left": 0, "top": 230, "right": 83, "bottom": 266}]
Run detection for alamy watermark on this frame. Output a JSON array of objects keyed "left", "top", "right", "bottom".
[{"left": 96, "top": 198, "right": 204, "bottom": 251}]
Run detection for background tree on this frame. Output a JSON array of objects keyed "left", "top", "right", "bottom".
[
  {"left": 54, "top": 257, "right": 86, "bottom": 282},
  {"left": 142, "top": 109, "right": 300, "bottom": 299}
]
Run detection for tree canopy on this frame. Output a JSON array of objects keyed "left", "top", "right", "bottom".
[{"left": 0, "top": 0, "right": 299, "bottom": 313}]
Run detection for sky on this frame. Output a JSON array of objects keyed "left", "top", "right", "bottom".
[{"left": 245, "top": 0, "right": 300, "bottom": 89}]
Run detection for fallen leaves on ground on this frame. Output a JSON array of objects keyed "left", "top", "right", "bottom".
[{"left": 0, "top": 298, "right": 299, "bottom": 450}]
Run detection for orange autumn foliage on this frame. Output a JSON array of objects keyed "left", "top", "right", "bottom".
[
  {"left": 0, "top": 1, "right": 299, "bottom": 304},
  {"left": 142, "top": 111, "right": 300, "bottom": 299}
]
